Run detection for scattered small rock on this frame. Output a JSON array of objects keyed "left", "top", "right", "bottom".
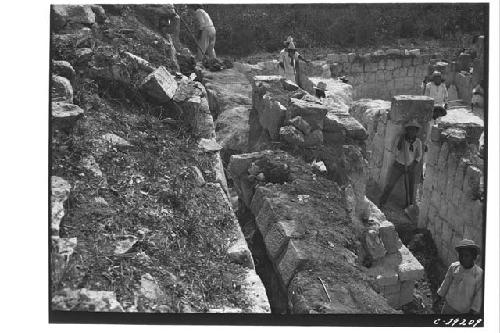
[
  {"left": 140, "top": 273, "right": 164, "bottom": 301},
  {"left": 114, "top": 235, "right": 138, "bottom": 255},
  {"left": 52, "top": 288, "right": 124, "bottom": 312},
  {"left": 94, "top": 197, "right": 109, "bottom": 206},
  {"left": 102, "top": 133, "right": 132, "bottom": 147},
  {"left": 198, "top": 138, "right": 222, "bottom": 152},
  {"left": 81, "top": 155, "right": 103, "bottom": 177}
]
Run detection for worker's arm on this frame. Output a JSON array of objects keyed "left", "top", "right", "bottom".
[
  {"left": 437, "top": 264, "right": 454, "bottom": 299},
  {"left": 297, "top": 54, "right": 311, "bottom": 64},
  {"left": 443, "top": 85, "right": 449, "bottom": 108},
  {"left": 470, "top": 273, "right": 483, "bottom": 315},
  {"left": 424, "top": 83, "right": 430, "bottom": 97},
  {"left": 278, "top": 52, "right": 285, "bottom": 69}
]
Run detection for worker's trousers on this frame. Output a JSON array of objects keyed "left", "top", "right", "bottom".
[
  {"left": 379, "top": 161, "right": 416, "bottom": 206},
  {"left": 197, "top": 26, "right": 216, "bottom": 61}
]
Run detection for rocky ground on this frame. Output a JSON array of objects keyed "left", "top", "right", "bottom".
[{"left": 50, "top": 5, "right": 269, "bottom": 313}]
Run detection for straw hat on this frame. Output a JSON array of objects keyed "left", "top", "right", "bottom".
[
  {"left": 314, "top": 81, "right": 327, "bottom": 91},
  {"left": 432, "top": 70, "right": 442, "bottom": 78},
  {"left": 455, "top": 239, "right": 480, "bottom": 252},
  {"left": 404, "top": 119, "right": 421, "bottom": 129}
]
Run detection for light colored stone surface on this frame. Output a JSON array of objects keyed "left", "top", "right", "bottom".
[
  {"left": 141, "top": 66, "right": 178, "bottom": 103},
  {"left": 102, "top": 133, "right": 131, "bottom": 147},
  {"left": 52, "top": 288, "right": 124, "bottom": 312},
  {"left": 51, "top": 176, "right": 71, "bottom": 236},
  {"left": 52, "top": 75, "right": 73, "bottom": 103}
]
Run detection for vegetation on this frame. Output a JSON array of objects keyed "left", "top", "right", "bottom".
[{"left": 176, "top": 3, "right": 487, "bottom": 56}]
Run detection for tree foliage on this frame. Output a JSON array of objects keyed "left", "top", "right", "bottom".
[{"left": 176, "top": 3, "right": 487, "bottom": 56}]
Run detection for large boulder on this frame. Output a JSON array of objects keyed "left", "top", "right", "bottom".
[
  {"left": 52, "top": 102, "right": 84, "bottom": 131},
  {"left": 140, "top": 66, "right": 178, "bottom": 103},
  {"left": 52, "top": 60, "right": 76, "bottom": 83},
  {"left": 52, "top": 5, "right": 96, "bottom": 31},
  {"left": 288, "top": 98, "right": 329, "bottom": 131},
  {"left": 51, "top": 75, "right": 73, "bottom": 103},
  {"left": 215, "top": 106, "right": 250, "bottom": 155}
]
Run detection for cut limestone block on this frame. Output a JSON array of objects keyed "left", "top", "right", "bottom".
[
  {"left": 259, "top": 95, "right": 287, "bottom": 140},
  {"left": 52, "top": 60, "right": 76, "bottom": 82},
  {"left": 399, "top": 280, "right": 415, "bottom": 306},
  {"left": 52, "top": 102, "right": 84, "bottom": 131},
  {"left": 264, "top": 220, "right": 304, "bottom": 260},
  {"left": 52, "top": 5, "right": 96, "bottom": 31},
  {"left": 397, "top": 245, "right": 424, "bottom": 281},
  {"left": 289, "top": 116, "right": 311, "bottom": 135},
  {"left": 277, "top": 240, "right": 310, "bottom": 287},
  {"left": 228, "top": 236, "right": 254, "bottom": 269},
  {"left": 288, "top": 98, "right": 328, "bottom": 130},
  {"left": 438, "top": 108, "right": 484, "bottom": 144},
  {"left": 51, "top": 75, "right": 73, "bottom": 103},
  {"left": 52, "top": 288, "right": 123, "bottom": 312},
  {"left": 324, "top": 111, "right": 368, "bottom": 141},
  {"left": 51, "top": 176, "right": 71, "bottom": 236},
  {"left": 140, "top": 66, "right": 178, "bottom": 103},
  {"left": 378, "top": 220, "right": 402, "bottom": 254},
  {"left": 365, "top": 229, "right": 387, "bottom": 260},
  {"left": 389, "top": 95, "right": 434, "bottom": 124},
  {"left": 255, "top": 198, "right": 281, "bottom": 236}
]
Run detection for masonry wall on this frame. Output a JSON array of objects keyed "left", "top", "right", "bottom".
[
  {"left": 418, "top": 110, "right": 484, "bottom": 265},
  {"left": 326, "top": 52, "right": 431, "bottom": 100}
]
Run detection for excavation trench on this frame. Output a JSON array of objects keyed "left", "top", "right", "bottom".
[{"left": 200, "top": 52, "right": 483, "bottom": 313}]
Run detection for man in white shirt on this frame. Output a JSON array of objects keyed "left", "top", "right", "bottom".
[
  {"left": 436, "top": 239, "right": 483, "bottom": 314},
  {"left": 191, "top": 5, "right": 216, "bottom": 61},
  {"left": 278, "top": 40, "right": 310, "bottom": 83},
  {"left": 425, "top": 71, "right": 449, "bottom": 109},
  {"left": 379, "top": 120, "right": 423, "bottom": 207}
]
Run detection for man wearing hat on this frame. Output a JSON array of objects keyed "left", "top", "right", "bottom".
[
  {"left": 314, "top": 81, "right": 327, "bottom": 99},
  {"left": 436, "top": 239, "right": 483, "bottom": 314},
  {"left": 278, "top": 38, "right": 310, "bottom": 83},
  {"left": 190, "top": 5, "right": 217, "bottom": 61},
  {"left": 379, "top": 120, "right": 423, "bottom": 207},
  {"left": 425, "top": 70, "right": 449, "bottom": 112}
]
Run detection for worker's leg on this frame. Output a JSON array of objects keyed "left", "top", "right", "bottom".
[
  {"left": 379, "top": 162, "right": 404, "bottom": 206},
  {"left": 408, "top": 164, "right": 417, "bottom": 205},
  {"left": 206, "top": 27, "right": 217, "bottom": 59},
  {"left": 196, "top": 29, "right": 209, "bottom": 61}
]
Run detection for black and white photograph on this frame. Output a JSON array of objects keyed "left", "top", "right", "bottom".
[{"left": 2, "top": 0, "right": 499, "bottom": 331}]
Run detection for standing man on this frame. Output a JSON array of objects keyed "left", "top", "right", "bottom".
[
  {"left": 436, "top": 239, "right": 483, "bottom": 314},
  {"left": 191, "top": 5, "right": 216, "bottom": 61},
  {"left": 278, "top": 40, "right": 310, "bottom": 83},
  {"left": 425, "top": 71, "right": 449, "bottom": 113},
  {"left": 379, "top": 120, "right": 423, "bottom": 208}
]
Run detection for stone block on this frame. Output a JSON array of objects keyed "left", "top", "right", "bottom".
[
  {"left": 382, "top": 282, "right": 400, "bottom": 295},
  {"left": 463, "top": 165, "right": 481, "bottom": 200},
  {"left": 264, "top": 220, "right": 304, "bottom": 259},
  {"left": 288, "top": 98, "right": 328, "bottom": 131},
  {"left": 303, "top": 129, "right": 323, "bottom": 147},
  {"left": 399, "top": 280, "right": 414, "bottom": 306},
  {"left": 280, "top": 125, "right": 305, "bottom": 146},
  {"left": 255, "top": 198, "right": 281, "bottom": 236},
  {"left": 389, "top": 95, "right": 434, "bottom": 124},
  {"left": 365, "top": 229, "right": 387, "bottom": 260},
  {"left": 379, "top": 220, "right": 401, "bottom": 254},
  {"left": 52, "top": 5, "right": 96, "bottom": 30},
  {"left": 52, "top": 102, "right": 84, "bottom": 131},
  {"left": 51, "top": 75, "right": 73, "bottom": 103},
  {"left": 289, "top": 116, "right": 311, "bottom": 135},
  {"left": 438, "top": 108, "right": 484, "bottom": 144},
  {"left": 228, "top": 238, "right": 254, "bottom": 269},
  {"left": 351, "top": 62, "right": 363, "bottom": 73},
  {"left": 259, "top": 95, "right": 287, "bottom": 140},
  {"left": 397, "top": 245, "right": 424, "bottom": 281},
  {"left": 140, "top": 66, "right": 177, "bottom": 103},
  {"left": 324, "top": 111, "right": 367, "bottom": 141},
  {"left": 52, "top": 60, "right": 76, "bottom": 83},
  {"left": 277, "top": 240, "right": 310, "bottom": 287}
]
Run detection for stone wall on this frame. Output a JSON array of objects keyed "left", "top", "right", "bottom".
[
  {"left": 418, "top": 108, "right": 484, "bottom": 265},
  {"left": 326, "top": 52, "right": 431, "bottom": 100},
  {"left": 238, "top": 76, "right": 424, "bottom": 311}
]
